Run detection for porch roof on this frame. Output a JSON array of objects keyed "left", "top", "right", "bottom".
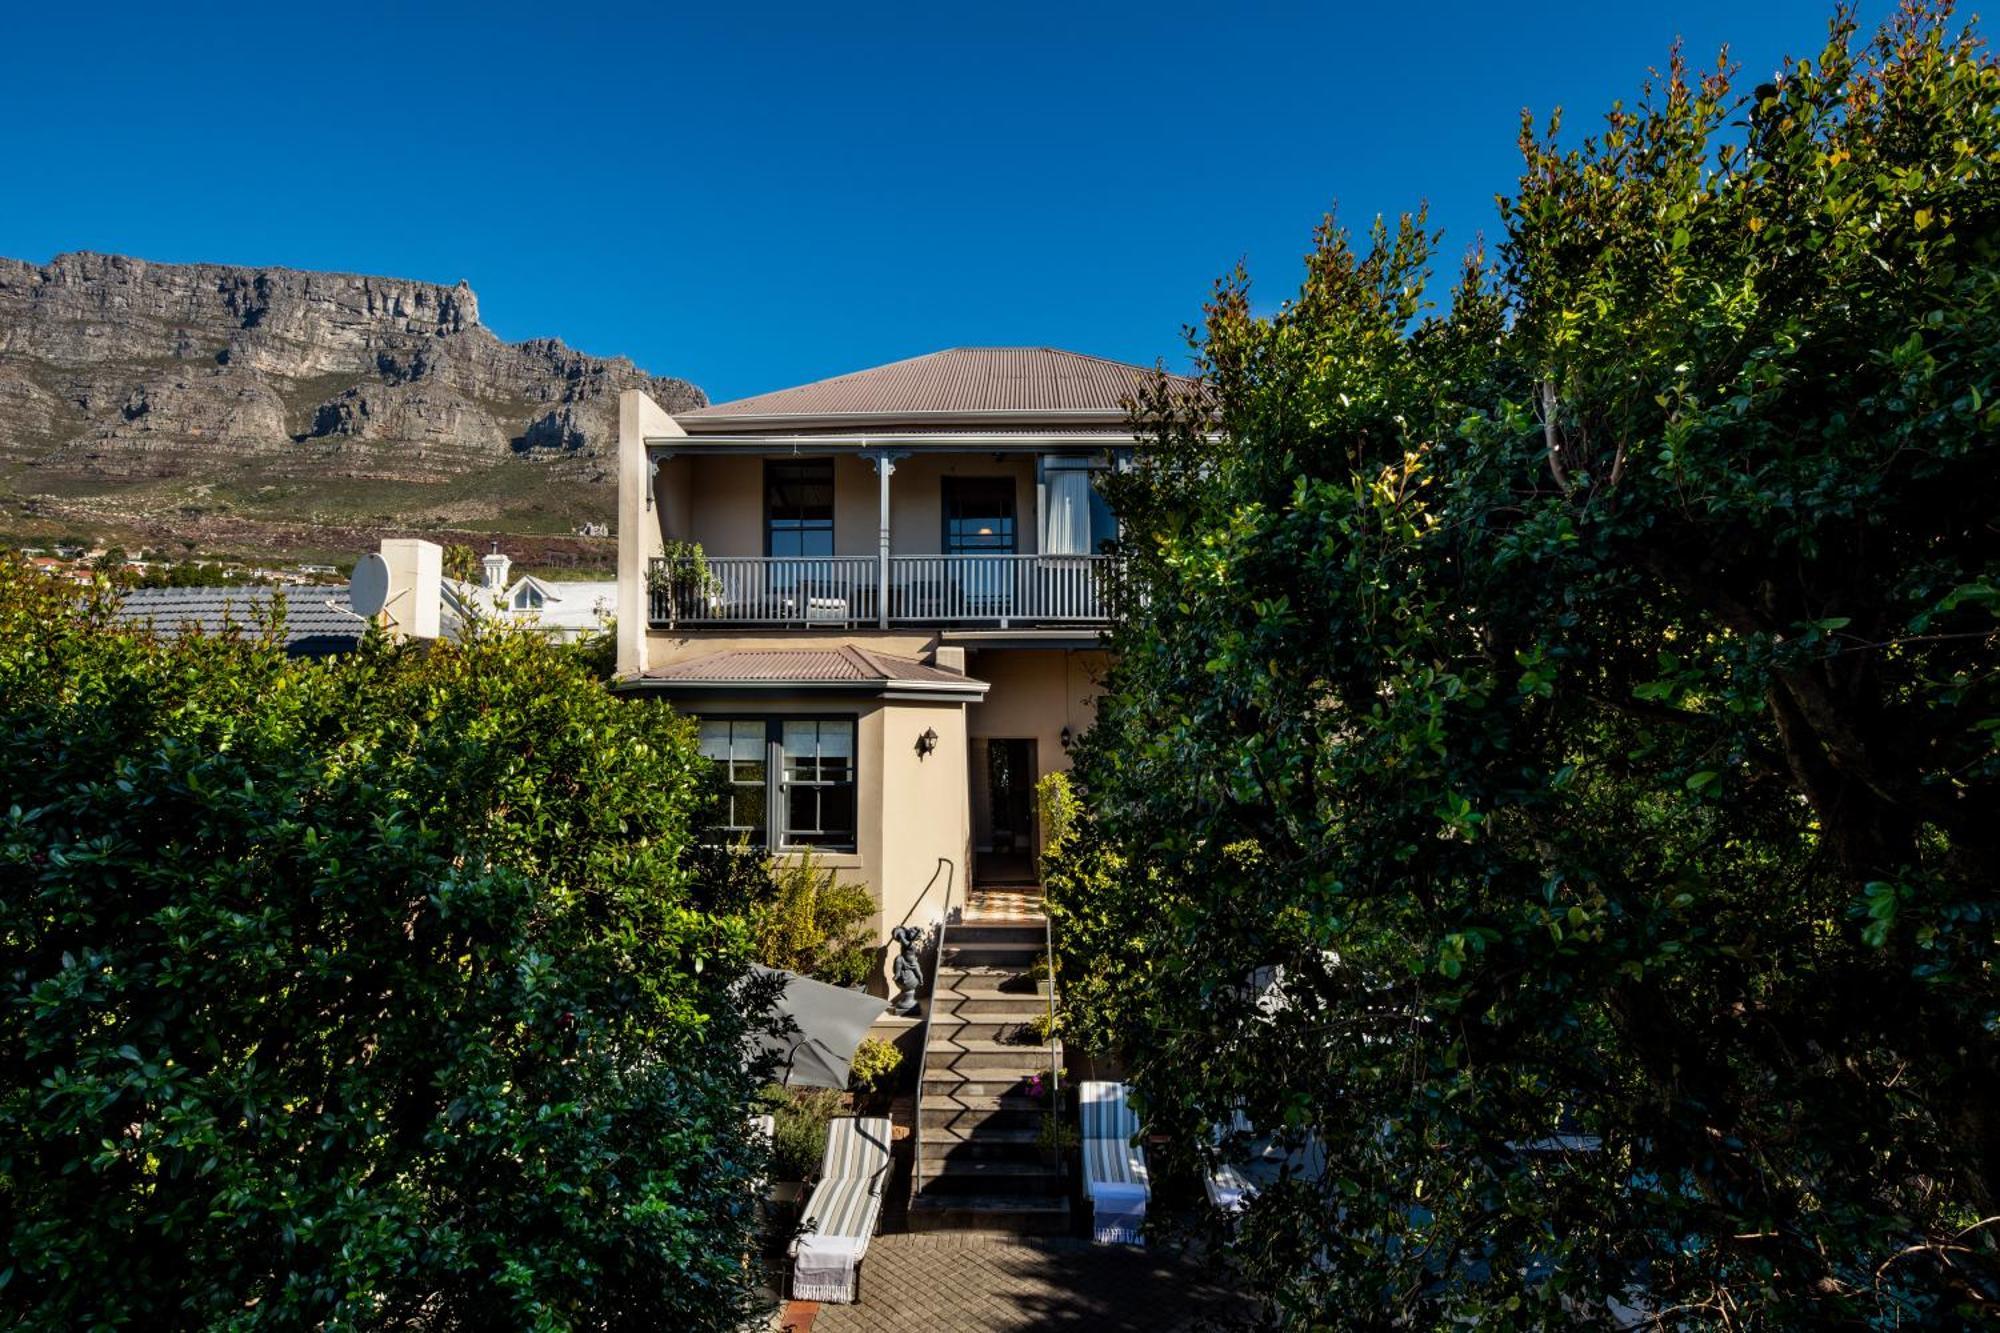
[{"left": 623, "top": 645, "right": 990, "bottom": 701}]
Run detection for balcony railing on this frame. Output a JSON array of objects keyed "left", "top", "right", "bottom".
[{"left": 648, "top": 554, "right": 1118, "bottom": 629}]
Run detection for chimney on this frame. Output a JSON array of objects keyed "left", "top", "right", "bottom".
[
  {"left": 482, "top": 546, "right": 512, "bottom": 593},
  {"left": 377, "top": 538, "right": 443, "bottom": 640}
]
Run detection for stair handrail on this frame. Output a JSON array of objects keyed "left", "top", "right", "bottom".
[
  {"left": 906, "top": 859, "right": 955, "bottom": 1212},
  {"left": 896, "top": 856, "right": 955, "bottom": 933},
  {"left": 1044, "top": 897, "right": 1061, "bottom": 1105}
]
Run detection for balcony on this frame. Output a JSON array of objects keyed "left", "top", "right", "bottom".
[{"left": 647, "top": 554, "right": 1119, "bottom": 629}]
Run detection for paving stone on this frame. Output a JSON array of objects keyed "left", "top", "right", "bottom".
[{"left": 797, "top": 1232, "right": 1244, "bottom": 1332}]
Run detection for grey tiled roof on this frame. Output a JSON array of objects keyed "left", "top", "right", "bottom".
[
  {"left": 113, "top": 586, "right": 368, "bottom": 658},
  {"left": 677, "top": 347, "right": 1199, "bottom": 431},
  {"left": 637, "top": 646, "right": 988, "bottom": 694}
]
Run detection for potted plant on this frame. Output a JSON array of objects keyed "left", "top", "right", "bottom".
[
  {"left": 645, "top": 540, "right": 718, "bottom": 627},
  {"left": 1023, "top": 952, "right": 1053, "bottom": 999},
  {"left": 846, "top": 1037, "right": 904, "bottom": 1114},
  {"left": 1036, "top": 1109, "right": 1078, "bottom": 1170}
]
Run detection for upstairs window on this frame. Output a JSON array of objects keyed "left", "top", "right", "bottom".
[
  {"left": 514, "top": 584, "right": 544, "bottom": 610},
  {"left": 943, "top": 477, "right": 1017, "bottom": 555},
  {"left": 766, "top": 460, "right": 834, "bottom": 559}
]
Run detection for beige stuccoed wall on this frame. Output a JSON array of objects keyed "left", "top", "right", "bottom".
[
  {"left": 633, "top": 689, "right": 971, "bottom": 993},
  {"left": 887, "top": 454, "right": 1039, "bottom": 554},
  {"left": 616, "top": 390, "right": 684, "bottom": 676},
  {"left": 652, "top": 451, "right": 1043, "bottom": 560},
  {"left": 965, "top": 648, "right": 1109, "bottom": 866}
]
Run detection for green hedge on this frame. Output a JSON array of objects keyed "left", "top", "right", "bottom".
[{"left": 0, "top": 561, "right": 769, "bottom": 1330}]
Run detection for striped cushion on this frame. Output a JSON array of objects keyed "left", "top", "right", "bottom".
[
  {"left": 1079, "top": 1082, "right": 1138, "bottom": 1142},
  {"left": 801, "top": 1172, "right": 885, "bottom": 1242},
  {"left": 821, "top": 1116, "right": 893, "bottom": 1188},
  {"left": 1085, "top": 1135, "right": 1149, "bottom": 1191}
]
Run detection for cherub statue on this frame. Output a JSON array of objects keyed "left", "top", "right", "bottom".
[{"left": 890, "top": 925, "right": 926, "bottom": 1015}]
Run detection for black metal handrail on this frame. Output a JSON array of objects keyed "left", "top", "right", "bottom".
[{"left": 907, "top": 859, "right": 956, "bottom": 1212}]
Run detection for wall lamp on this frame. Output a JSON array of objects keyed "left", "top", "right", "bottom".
[
  {"left": 916, "top": 727, "right": 939, "bottom": 758},
  {"left": 1060, "top": 725, "right": 1074, "bottom": 751}
]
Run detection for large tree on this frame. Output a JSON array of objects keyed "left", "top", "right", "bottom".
[
  {"left": 0, "top": 563, "right": 769, "bottom": 1330},
  {"left": 1053, "top": 4, "right": 2000, "bottom": 1325}
]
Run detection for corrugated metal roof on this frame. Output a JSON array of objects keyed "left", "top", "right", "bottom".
[
  {"left": 641, "top": 645, "right": 987, "bottom": 692},
  {"left": 678, "top": 348, "right": 1198, "bottom": 432},
  {"left": 113, "top": 586, "right": 368, "bottom": 658}
]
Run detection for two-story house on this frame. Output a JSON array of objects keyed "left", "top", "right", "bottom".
[{"left": 614, "top": 348, "right": 1190, "bottom": 951}]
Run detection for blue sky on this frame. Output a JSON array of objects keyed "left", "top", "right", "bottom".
[{"left": 2, "top": 1, "right": 1893, "bottom": 403}]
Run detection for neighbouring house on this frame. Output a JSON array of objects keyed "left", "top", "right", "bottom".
[
  {"left": 614, "top": 347, "right": 1196, "bottom": 954},
  {"left": 469, "top": 547, "right": 616, "bottom": 641},
  {"left": 112, "top": 585, "right": 372, "bottom": 657}
]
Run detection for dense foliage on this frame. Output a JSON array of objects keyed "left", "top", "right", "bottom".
[
  {"left": 0, "top": 561, "right": 771, "bottom": 1331},
  {"left": 748, "top": 849, "right": 878, "bottom": 989},
  {"left": 1053, "top": 4, "right": 2000, "bottom": 1326}
]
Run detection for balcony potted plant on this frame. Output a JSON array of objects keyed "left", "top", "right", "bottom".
[{"left": 645, "top": 540, "right": 718, "bottom": 628}]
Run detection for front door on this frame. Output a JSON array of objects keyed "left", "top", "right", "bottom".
[{"left": 973, "top": 737, "right": 1037, "bottom": 884}]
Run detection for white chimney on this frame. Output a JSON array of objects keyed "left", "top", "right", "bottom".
[
  {"left": 482, "top": 549, "right": 512, "bottom": 593},
  {"left": 377, "top": 538, "right": 443, "bottom": 640}
]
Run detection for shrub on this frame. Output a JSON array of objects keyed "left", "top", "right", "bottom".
[
  {"left": 757, "top": 1085, "right": 845, "bottom": 1183},
  {"left": 0, "top": 558, "right": 768, "bottom": 1331},
  {"left": 847, "top": 1037, "right": 904, "bottom": 1095},
  {"left": 750, "top": 848, "right": 877, "bottom": 987},
  {"left": 1056, "top": 4, "right": 2000, "bottom": 1323}
]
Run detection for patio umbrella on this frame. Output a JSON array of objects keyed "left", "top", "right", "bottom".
[{"left": 745, "top": 964, "right": 889, "bottom": 1091}]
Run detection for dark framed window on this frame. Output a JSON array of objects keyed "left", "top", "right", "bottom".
[
  {"left": 942, "top": 477, "right": 1017, "bottom": 555},
  {"left": 696, "top": 715, "right": 857, "bottom": 851},
  {"left": 781, "top": 719, "right": 856, "bottom": 848},
  {"left": 698, "top": 718, "right": 770, "bottom": 845},
  {"left": 766, "top": 459, "right": 835, "bottom": 559}
]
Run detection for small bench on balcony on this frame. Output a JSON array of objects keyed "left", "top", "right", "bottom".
[{"left": 648, "top": 554, "right": 1119, "bottom": 630}]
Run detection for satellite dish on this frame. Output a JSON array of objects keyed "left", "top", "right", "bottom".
[{"left": 349, "top": 553, "right": 390, "bottom": 617}]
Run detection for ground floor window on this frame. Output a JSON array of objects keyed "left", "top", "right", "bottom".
[{"left": 697, "top": 715, "right": 857, "bottom": 851}]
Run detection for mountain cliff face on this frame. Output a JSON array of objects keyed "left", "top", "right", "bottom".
[{"left": 0, "top": 252, "right": 703, "bottom": 557}]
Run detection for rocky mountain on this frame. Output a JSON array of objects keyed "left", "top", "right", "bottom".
[{"left": 0, "top": 252, "right": 703, "bottom": 559}]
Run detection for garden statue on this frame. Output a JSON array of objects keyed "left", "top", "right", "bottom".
[{"left": 889, "top": 925, "right": 925, "bottom": 1016}]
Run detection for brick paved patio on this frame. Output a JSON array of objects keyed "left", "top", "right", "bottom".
[{"left": 782, "top": 1233, "right": 1245, "bottom": 1333}]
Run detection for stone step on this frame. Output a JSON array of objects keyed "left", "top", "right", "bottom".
[
  {"left": 949, "top": 922, "right": 1049, "bottom": 946},
  {"left": 919, "top": 1096, "right": 1044, "bottom": 1124},
  {"left": 923, "top": 1124, "right": 1043, "bottom": 1146},
  {"left": 933, "top": 978, "right": 1050, "bottom": 1001},
  {"left": 907, "top": 1192, "right": 1071, "bottom": 1235},
  {"left": 926, "top": 1038, "right": 1056, "bottom": 1074},
  {"left": 921, "top": 1067, "right": 1047, "bottom": 1100},
  {"left": 928, "top": 1017, "right": 1045, "bottom": 1044},
  {"left": 921, "top": 1137, "right": 1050, "bottom": 1167},
  {"left": 916, "top": 1158, "right": 1069, "bottom": 1196},
  {"left": 942, "top": 939, "right": 1045, "bottom": 968}
]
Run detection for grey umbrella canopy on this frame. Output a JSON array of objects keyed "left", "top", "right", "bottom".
[{"left": 746, "top": 964, "right": 889, "bottom": 1091}]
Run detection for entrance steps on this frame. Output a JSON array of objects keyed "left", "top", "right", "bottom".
[{"left": 910, "top": 916, "right": 1069, "bottom": 1234}]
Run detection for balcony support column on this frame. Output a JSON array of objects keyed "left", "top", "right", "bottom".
[{"left": 861, "top": 450, "right": 908, "bottom": 628}]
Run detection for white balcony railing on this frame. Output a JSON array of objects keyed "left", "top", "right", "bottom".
[{"left": 648, "top": 554, "right": 1117, "bottom": 628}]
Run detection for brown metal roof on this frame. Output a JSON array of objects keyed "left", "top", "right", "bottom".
[
  {"left": 635, "top": 646, "right": 989, "bottom": 695},
  {"left": 677, "top": 347, "right": 1198, "bottom": 433}
]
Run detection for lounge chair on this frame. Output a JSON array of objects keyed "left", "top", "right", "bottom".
[
  {"left": 1205, "top": 1109, "right": 1327, "bottom": 1214},
  {"left": 790, "top": 1116, "right": 892, "bottom": 1304},
  {"left": 1079, "top": 1081, "right": 1149, "bottom": 1245}
]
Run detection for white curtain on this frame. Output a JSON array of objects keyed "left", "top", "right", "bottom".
[{"left": 1043, "top": 468, "right": 1092, "bottom": 555}]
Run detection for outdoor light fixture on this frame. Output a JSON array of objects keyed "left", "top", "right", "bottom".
[
  {"left": 916, "top": 727, "right": 938, "bottom": 758},
  {"left": 1060, "top": 725, "right": 1073, "bottom": 751}
]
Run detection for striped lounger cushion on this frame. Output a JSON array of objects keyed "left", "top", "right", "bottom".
[
  {"left": 1079, "top": 1082, "right": 1149, "bottom": 1245},
  {"left": 792, "top": 1116, "right": 892, "bottom": 1304}
]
